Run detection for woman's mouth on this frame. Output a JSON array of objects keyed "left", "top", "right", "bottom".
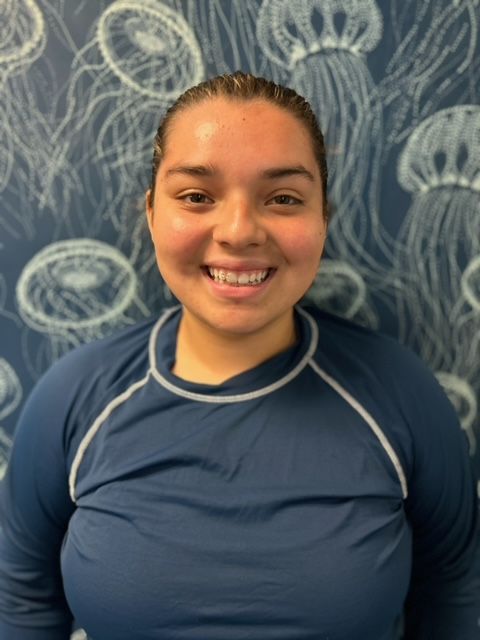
[{"left": 205, "top": 266, "right": 273, "bottom": 286}]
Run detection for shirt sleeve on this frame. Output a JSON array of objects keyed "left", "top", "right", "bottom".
[
  {"left": 401, "top": 356, "right": 480, "bottom": 639},
  {"left": 0, "top": 360, "right": 77, "bottom": 639}
]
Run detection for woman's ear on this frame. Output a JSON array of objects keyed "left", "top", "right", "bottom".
[{"left": 145, "top": 189, "right": 154, "bottom": 235}]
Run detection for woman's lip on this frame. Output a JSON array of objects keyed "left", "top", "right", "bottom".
[
  {"left": 202, "top": 266, "right": 276, "bottom": 280},
  {"left": 202, "top": 267, "right": 275, "bottom": 298},
  {"left": 203, "top": 262, "right": 274, "bottom": 271}
]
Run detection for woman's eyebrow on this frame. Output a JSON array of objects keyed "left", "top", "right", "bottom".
[
  {"left": 261, "top": 166, "right": 315, "bottom": 181},
  {"left": 165, "top": 164, "right": 216, "bottom": 178},
  {"left": 165, "top": 164, "right": 315, "bottom": 181}
]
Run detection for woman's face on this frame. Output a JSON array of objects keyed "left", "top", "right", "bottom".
[{"left": 146, "top": 97, "right": 327, "bottom": 339}]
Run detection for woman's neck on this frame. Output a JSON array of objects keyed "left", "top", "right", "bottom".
[{"left": 172, "top": 308, "right": 297, "bottom": 385}]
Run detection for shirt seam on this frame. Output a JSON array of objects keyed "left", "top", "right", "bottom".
[
  {"left": 308, "top": 358, "right": 409, "bottom": 499},
  {"left": 148, "top": 306, "right": 319, "bottom": 404},
  {"left": 68, "top": 372, "right": 151, "bottom": 503}
]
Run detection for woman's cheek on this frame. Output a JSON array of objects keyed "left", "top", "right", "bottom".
[
  {"left": 156, "top": 213, "right": 206, "bottom": 260},
  {"left": 283, "top": 223, "right": 325, "bottom": 266}
]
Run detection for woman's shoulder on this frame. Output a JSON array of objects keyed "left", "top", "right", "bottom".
[
  {"left": 301, "top": 304, "right": 459, "bottom": 436},
  {"left": 40, "top": 314, "right": 157, "bottom": 391},
  {"left": 17, "top": 312, "right": 171, "bottom": 455},
  {"left": 301, "top": 303, "right": 424, "bottom": 372}
]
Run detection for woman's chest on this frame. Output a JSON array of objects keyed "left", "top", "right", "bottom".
[{"left": 63, "top": 391, "right": 410, "bottom": 638}]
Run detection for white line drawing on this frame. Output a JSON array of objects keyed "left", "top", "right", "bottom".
[
  {"left": 44, "top": 0, "right": 205, "bottom": 239},
  {"left": 305, "top": 259, "right": 379, "bottom": 329},
  {"left": 0, "top": 427, "right": 13, "bottom": 481},
  {"left": 397, "top": 106, "right": 480, "bottom": 197},
  {"left": 16, "top": 239, "right": 142, "bottom": 364},
  {"left": 379, "top": 1, "right": 480, "bottom": 151},
  {"left": 461, "top": 255, "right": 480, "bottom": 313},
  {"left": 0, "top": 0, "right": 46, "bottom": 81},
  {"left": 257, "top": 0, "right": 385, "bottom": 262},
  {"left": 1, "top": 1, "right": 205, "bottom": 241},
  {"left": 0, "top": 0, "right": 50, "bottom": 239},
  {"left": 0, "top": 359, "right": 22, "bottom": 422},
  {"left": 435, "top": 372, "right": 477, "bottom": 455},
  {"left": 97, "top": 0, "right": 204, "bottom": 100},
  {"left": 176, "top": 0, "right": 286, "bottom": 82},
  {"left": 395, "top": 105, "right": 480, "bottom": 365},
  {"left": 394, "top": 106, "right": 480, "bottom": 444}
]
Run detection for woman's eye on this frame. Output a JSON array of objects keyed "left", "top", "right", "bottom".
[
  {"left": 268, "top": 194, "right": 303, "bottom": 206},
  {"left": 182, "top": 193, "right": 212, "bottom": 204}
]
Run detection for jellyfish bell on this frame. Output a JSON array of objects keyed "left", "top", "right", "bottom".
[
  {"left": 305, "top": 259, "right": 378, "bottom": 327},
  {"left": 96, "top": 0, "right": 204, "bottom": 100},
  {"left": 257, "top": 0, "right": 383, "bottom": 70},
  {"left": 0, "top": 0, "right": 45, "bottom": 74},
  {"left": 306, "top": 259, "right": 366, "bottom": 317},
  {"left": 0, "top": 359, "right": 22, "bottom": 422},
  {"left": 16, "top": 239, "right": 138, "bottom": 335},
  {"left": 52, "top": 259, "right": 112, "bottom": 292},
  {"left": 311, "top": 0, "right": 383, "bottom": 54},
  {"left": 398, "top": 105, "right": 480, "bottom": 195},
  {"left": 124, "top": 18, "right": 168, "bottom": 55},
  {"left": 258, "top": 0, "right": 384, "bottom": 258}
]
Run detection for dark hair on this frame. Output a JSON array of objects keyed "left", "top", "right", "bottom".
[{"left": 148, "top": 71, "right": 328, "bottom": 216}]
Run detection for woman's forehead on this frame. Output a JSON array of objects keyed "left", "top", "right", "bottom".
[{"left": 163, "top": 97, "right": 317, "bottom": 165}]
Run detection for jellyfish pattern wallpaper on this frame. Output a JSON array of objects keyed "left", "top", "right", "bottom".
[{"left": 0, "top": 0, "right": 479, "bottom": 543}]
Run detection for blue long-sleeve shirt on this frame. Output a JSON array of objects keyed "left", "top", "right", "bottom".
[{"left": 1, "top": 305, "right": 479, "bottom": 639}]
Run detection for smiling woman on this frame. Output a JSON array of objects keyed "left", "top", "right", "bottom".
[
  {"left": 0, "top": 72, "right": 479, "bottom": 640},
  {"left": 146, "top": 92, "right": 327, "bottom": 383}
]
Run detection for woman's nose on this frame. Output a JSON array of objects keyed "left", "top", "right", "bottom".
[{"left": 212, "top": 198, "right": 267, "bottom": 248}]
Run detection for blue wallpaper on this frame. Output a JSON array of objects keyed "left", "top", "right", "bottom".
[{"left": 1, "top": 0, "right": 479, "bottom": 493}]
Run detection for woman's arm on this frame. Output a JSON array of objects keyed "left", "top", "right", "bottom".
[
  {"left": 0, "top": 365, "right": 76, "bottom": 639},
  {"left": 402, "top": 364, "right": 480, "bottom": 639}
]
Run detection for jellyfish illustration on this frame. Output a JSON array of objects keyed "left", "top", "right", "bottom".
[
  {"left": 0, "top": 104, "right": 13, "bottom": 195},
  {"left": 47, "top": 0, "right": 204, "bottom": 238},
  {"left": 0, "top": 359, "right": 22, "bottom": 422},
  {"left": 0, "top": 0, "right": 51, "bottom": 237},
  {"left": 435, "top": 372, "right": 477, "bottom": 455},
  {"left": 96, "top": 0, "right": 203, "bottom": 101},
  {"left": 461, "top": 255, "right": 480, "bottom": 314},
  {"left": 16, "top": 239, "right": 142, "bottom": 366},
  {"left": 0, "top": 0, "right": 46, "bottom": 82},
  {"left": 179, "top": 0, "right": 286, "bottom": 82},
  {"left": 305, "top": 259, "right": 379, "bottom": 329},
  {"left": 379, "top": 1, "right": 479, "bottom": 150},
  {"left": 257, "top": 0, "right": 384, "bottom": 260},
  {"left": 449, "top": 254, "right": 480, "bottom": 382},
  {"left": 0, "top": 358, "right": 21, "bottom": 478},
  {"left": 394, "top": 106, "right": 480, "bottom": 371}
]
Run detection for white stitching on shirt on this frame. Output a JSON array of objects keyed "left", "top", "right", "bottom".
[
  {"left": 308, "top": 359, "right": 408, "bottom": 499},
  {"left": 68, "top": 373, "right": 150, "bottom": 503},
  {"left": 148, "top": 306, "right": 319, "bottom": 404}
]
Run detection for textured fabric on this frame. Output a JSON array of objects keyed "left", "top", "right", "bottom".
[{"left": 0, "top": 306, "right": 478, "bottom": 640}]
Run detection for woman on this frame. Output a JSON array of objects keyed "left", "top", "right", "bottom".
[{"left": 0, "top": 72, "right": 478, "bottom": 639}]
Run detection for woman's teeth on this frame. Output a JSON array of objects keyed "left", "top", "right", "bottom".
[{"left": 207, "top": 267, "right": 270, "bottom": 286}]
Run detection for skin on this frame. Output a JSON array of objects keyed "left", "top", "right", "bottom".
[{"left": 146, "top": 97, "right": 327, "bottom": 384}]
